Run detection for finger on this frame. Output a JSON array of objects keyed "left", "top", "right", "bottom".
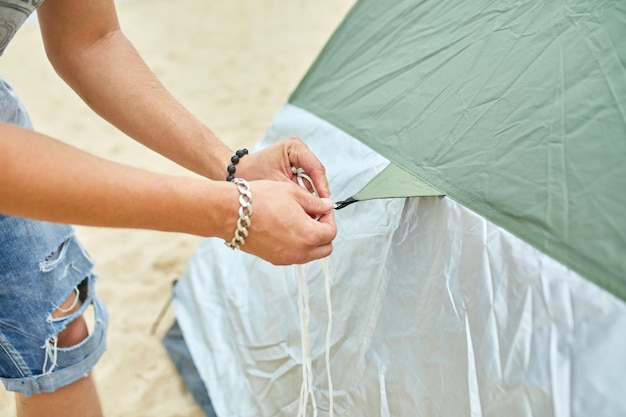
[
  {"left": 299, "top": 191, "right": 334, "bottom": 218},
  {"left": 287, "top": 139, "right": 331, "bottom": 198},
  {"left": 308, "top": 169, "right": 331, "bottom": 199},
  {"left": 303, "top": 242, "right": 334, "bottom": 263},
  {"left": 297, "top": 161, "right": 330, "bottom": 199},
  {"left": 308, "top": 208, "right": 337, "bottom": 243},
  {"left": 317, "top": 214, "right": 337, "bottom": 242},
  {"left": 271, "top": 241, "right": 333, "bottom": 265}
]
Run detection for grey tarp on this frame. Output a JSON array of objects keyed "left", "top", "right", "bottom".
[
  {"left": 171, "top": 0, "right": 626, "bottom": 415},
  {"left": 172, "top": 104, "right": 626, "bottom": 417}
]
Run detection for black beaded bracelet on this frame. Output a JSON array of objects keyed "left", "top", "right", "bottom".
[{"left": 226, "top": 148, "right": 248, "bottom": 182}]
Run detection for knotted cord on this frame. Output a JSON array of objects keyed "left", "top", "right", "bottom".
[{"left": 292, "top": 167, "right": 334, "bottom": 417}]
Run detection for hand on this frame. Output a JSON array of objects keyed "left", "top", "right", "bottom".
[
  {"left": 236, "top": 136, "right": 331, "bottom": 198},
  {"left": 233, "top": 180, "right": 336, "bottom": 265}
]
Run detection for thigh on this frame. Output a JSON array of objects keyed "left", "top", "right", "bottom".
[{"left": 0, "top": 215, "right": 108, "bottom": 396}]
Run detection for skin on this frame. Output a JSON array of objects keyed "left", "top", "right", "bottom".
[{"left": 2, "top": 0, "right": 337, "bottom": 415}]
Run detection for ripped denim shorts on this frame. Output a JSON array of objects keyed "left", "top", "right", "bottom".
[{"left": 0, "top": 215, "right": 108, "bottom": 396}]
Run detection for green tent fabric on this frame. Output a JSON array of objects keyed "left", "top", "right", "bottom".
[
  {"left": 291, "top": 0, "right": 626, "bottom": 300},
  {"left": 354, "top": 162, "right": 443, "bottom": 200}
]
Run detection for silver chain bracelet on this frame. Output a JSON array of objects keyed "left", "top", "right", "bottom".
[{"left": 224, "top": 178, "right": 253, "bottom": 250}]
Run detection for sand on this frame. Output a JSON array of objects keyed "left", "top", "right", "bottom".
[{"left": 0, "top": 0, "right": 354, "bottom": 415}]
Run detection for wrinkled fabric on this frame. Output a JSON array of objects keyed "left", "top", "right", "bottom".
[
  {"left": 291, "top": 0, "right": 626, "bottom": 300},
  {"left": 174, "top": 104, "right": 626, "bottom": 417}
]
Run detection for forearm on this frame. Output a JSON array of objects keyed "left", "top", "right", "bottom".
[
  {"left": 46, "top": 28, "right": 232, "bottom": 180},
  {"left": 0, "top": 123, "right": 235, "bottom": 237}
]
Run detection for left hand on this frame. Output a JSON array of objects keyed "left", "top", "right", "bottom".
[{"left": 235, "top": 136, "right": 331, "bottom": 199}]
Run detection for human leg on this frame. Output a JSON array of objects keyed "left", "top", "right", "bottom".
[
  {"left": 14, "top": 283, "right": 106, "bottom": 417},
  {"left": 15, "top": 369, "right": 102, "bottom": 417},
  {"left": 0, "top": 217, "right": 108, "bottom": 415}
]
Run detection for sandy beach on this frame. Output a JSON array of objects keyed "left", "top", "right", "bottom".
[{"left": 0, "top": 0, "right": 354, "bottom": 415}]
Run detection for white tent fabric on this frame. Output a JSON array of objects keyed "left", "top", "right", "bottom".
[{"left": 173, "top": 104, "right": 626, "bottom": 417}]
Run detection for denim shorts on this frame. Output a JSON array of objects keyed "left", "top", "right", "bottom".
[{"left": 0, "top": 215, "right": 108, "bottom": 396}]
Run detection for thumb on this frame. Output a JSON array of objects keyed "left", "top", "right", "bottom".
[{"left": 302, "top": 195, "right": 334, "bottom": 217}]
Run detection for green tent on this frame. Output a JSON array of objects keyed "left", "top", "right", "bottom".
[
  {"left": 293, "top": 0, "right": 626, "bottom": 299},
  {"left": 172, "top": 1, "right": 626, "bottom": 415}
]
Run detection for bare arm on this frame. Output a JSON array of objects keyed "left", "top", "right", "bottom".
[
  {"left": 36, "top": 0, "right": 331, "bottom": 195},
  {"left": 37, "top": 0, "right": 231, "bottom": 179},
  {"left": 0, "top": 122, "right": 231, "bottom": 235},
  {"left": 0, "top": 0, "right": 337, "bottom": 264},
  {"left": 0, "top": 122, "right": 335, "bottom": 264}
]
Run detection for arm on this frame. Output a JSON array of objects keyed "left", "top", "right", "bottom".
[
  {"left": 0, "top": 0, "right": 336, "bottom": 264},
  {"left": 0, "top": 122, "right": 335, "bottom": 264},
  {"left": 36, "top": 0, "right": 231, "bottom": 180},
  {"left": 36, "top": 0, "right": 330, "bottom": 197}
]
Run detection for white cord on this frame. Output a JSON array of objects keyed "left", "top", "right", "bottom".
[
  {"left": 322, "top": 258, "right": 334, "bottom": 416},
  {"left": 297, "top": 263, "right": 318, "bottom": 417},
  {"left": 293, "top": 167, "right": 334, "bottom": 417}
]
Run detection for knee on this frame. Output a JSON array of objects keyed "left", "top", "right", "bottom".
[
  {"left": 51, "top": 280, "right": 91, "bottom": 348},
  {"left": 56, "top": 316, "right": 89, "bottom": 348}
]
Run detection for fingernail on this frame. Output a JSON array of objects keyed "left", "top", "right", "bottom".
[{"left": 322, "top": 198, "right": 334, "bottom": 207}]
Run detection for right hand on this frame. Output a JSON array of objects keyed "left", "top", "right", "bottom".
[
  {"left": 230, "top": 180, "right": 336, "bottom": 265},
  {"left": 235, "top": 136, "right": 331, "bottom": 198}
]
